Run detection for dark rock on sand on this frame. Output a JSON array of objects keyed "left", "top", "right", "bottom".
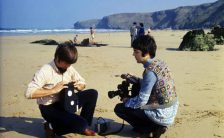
[
  {"left": 31, "top": 39, "right": 58, "bottom": 45},
  {"left": 77, "top": 38, "right": 108, "bottom": 47},
  {"left": 31, "top": 38, "right": 108, "bottom": 47},
  {"left": 178, "top": 29, "right": 215, "bottom": 51},
  {"left": 210, "top": 25, "right": 224, "bottom": 45}
]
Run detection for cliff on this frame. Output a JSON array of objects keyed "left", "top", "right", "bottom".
[{"left": 74, "top": 0, "right": 224, "bottom": 29}]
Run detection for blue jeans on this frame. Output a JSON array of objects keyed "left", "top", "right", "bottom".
[{"left": 39, "top": 89, "right": 98, "bottom": 136}]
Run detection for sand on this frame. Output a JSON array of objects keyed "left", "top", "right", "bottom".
[{"left": 0, "top": 30, "right": 224, "bottom": 138}]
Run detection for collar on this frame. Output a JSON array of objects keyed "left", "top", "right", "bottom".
[
  {"left": 143, "top": 58, "right": 154, "bottom": 69},
  {"left": 49, "top": 60, "right": 60, "bottom": 73}
]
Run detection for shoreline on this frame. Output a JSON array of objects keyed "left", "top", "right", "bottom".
[{"left": 0, "top": 29, "right": 129, "bottom": 37}]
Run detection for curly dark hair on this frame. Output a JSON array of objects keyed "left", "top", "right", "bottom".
[{"left": 132, "top": 35, "right": 157, "bottom": 58}]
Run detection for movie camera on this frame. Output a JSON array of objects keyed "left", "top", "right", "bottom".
[{"left": 108, "top": 74, "right": 140, "bottom": 100}]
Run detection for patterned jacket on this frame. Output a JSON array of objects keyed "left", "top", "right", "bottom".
[{"left": 141, "top": 59, "right": 177, "bottom": 109}]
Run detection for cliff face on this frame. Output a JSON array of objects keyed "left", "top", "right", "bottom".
[
  {"left": 74, "top": 19, "right": 100, "bottom": 29},
  {"left": 74, "top": 0, "right": 224, "bottom": 29}
]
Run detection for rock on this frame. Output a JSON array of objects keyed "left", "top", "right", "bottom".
[
  {"left": 78, "top": 38, "right": 108, "bottom": 47},
  {"left": 178, "top": 29, "right": 215, "bottom": 51},
  {"left": 210, "top": 25, "right": 224, "bottom": 45},
  {"left": 80, "top": 38, "right": 90, "bottom": 46},
  {"left": 31, "top": 39, "right": 58, "bottom": 45}
]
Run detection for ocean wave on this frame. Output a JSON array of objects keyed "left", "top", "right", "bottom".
[{"left": 0, "top": 29, "right": 127, "bottom": 36}]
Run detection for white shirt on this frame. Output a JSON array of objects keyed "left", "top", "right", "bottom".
[{"left": 25, "top": 60, "right": 85, "bottom": 105}]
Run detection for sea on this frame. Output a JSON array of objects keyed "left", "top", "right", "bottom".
[{"left": 0, "top": 28, "right": 128, "bottom": 36}]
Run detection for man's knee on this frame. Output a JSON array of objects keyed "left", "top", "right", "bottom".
[
  {"left": 114, "top": 103, "right": 125, "bottom": 114},
  {"left": 91, "top": 89, "right": 98, "bottom": 100},
  {"left": 86, "top": 89, "right": 98, "bottom": 99}
]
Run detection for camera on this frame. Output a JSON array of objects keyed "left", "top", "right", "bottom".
[
  {"left": 60, "top": 82, "right": 79, "bottom": 113},
  {"left": 108, "top": 74, "right": 140, "bottom": 100}
]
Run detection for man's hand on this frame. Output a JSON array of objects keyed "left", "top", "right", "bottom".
[
  {"left": 121, "top": 73, "right": 139, "bottom": 84},
  {"left": 122, "top": 97, "right": 129, "bottom": 103},
  {"left": 73, "top": 81, "right": 86, "bottom": 91},
  {"left": 52, "top": 81, "right": 68, "bottom": 94}
]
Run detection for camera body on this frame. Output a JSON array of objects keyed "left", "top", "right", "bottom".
[
  {"left": 60, "top": 82, "right": 79, "bottom": 113},
  {"left": 108, "top": 74, "right": 140, "bottom": 100}
]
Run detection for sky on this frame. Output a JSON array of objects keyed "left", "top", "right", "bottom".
[{"left": 0, "top": 0, "right": 218, "bottom": 29}]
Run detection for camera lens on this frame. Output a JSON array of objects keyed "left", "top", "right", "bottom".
[{"left": 108, "top": 91, "right": 119, "bottom": 99}]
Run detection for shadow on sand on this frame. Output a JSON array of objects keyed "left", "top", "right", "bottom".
[
  {"left": 108, "top": 45, "right": 131, "bottom": 48},
  {"left": 0, "top": 116, "right": 140, "bottom": 138},
  {"left": 166, "top": 48, "right": 180, "bottom": 51},
  {"left": 0, "top": 116, "right": 45, "bottom": 137},
  {"left": 166, "top": 47, "right": 220, "bottom": 51}
]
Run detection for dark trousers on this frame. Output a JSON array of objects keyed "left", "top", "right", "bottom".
[
  {"left": 114, "top": 103, "right": 163, "bottom": 133},
  {"left": 39, "top": 89, "right": 98, "bottom": 136}
]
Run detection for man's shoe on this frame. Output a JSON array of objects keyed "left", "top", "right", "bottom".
[
  {"left": 83, "top": 128, "right": 96, "bottom": 136},
  {"left": 44, "top": 122, "right": 55, "bottom": 138}
]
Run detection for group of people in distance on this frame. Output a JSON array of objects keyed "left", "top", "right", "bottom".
[
  {"left": 130, "top": 22, "right": 151, "bottom": 46},
  {"left": 25, "top": 24, "right": 179, "bottom": 138}
]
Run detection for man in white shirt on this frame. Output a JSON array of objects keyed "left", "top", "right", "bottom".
[{"left": 25, "top": 41, "right": 98, "bottom": 137}]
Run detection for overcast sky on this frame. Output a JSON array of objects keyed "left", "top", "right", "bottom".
[{"left": 0, "top": 0, "right": 218, "bottom": 29}]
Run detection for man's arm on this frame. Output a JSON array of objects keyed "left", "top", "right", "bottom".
[
  {"left": 29, "top": 81, "right": 67, "bottom": 99},
  {"left": 25, "top": 64, "right": 68, "bottom": 99},
  {"left": 125, "top": 71, "right": 157, "bottom": 109}
]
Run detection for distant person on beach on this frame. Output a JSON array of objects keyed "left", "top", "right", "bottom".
[
  {"left": 90, "top": 27, "right": 95, "bottom": 43},
  {"left": 25, "top": 41, "right": 98, "bottom": 137},
  {"left": 130, "top": 22, "right": 138, "bottom": 46},
  {"left": 114, "top": 35, "right": 179, "bottom": 137},
  {"left": 73, "top": 34, "right": 78, "bottom": 44},
  {"left": 147, "top": 28, "right": 152, "bottom": 36},
  {"left": 137, "top": 23, "right": 145, "bottom": 37}
]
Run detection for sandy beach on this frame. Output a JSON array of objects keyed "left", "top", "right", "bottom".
[{"left": 0, "top": 30, "right": 224, "bottom": 138}]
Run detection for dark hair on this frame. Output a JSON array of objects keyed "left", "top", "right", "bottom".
[
  {"left": 140, "top": 23, "right": 144, "bottom": 27},
  {"left": 54, "top": 41, "right": 78, "bottom": 64},
  {"left": 132, "top": 35, "right": 157, "bottom": 58}
]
